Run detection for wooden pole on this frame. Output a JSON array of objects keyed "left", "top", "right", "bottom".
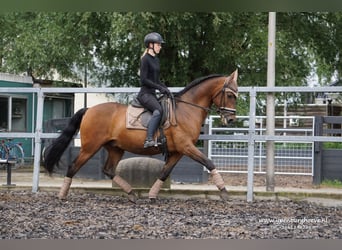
[{"left": 266, "top": 12, "right": 276, "bottom": 191}]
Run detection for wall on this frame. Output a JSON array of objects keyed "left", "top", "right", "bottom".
[{"left": 0, "top": 73, "right": 34, "bottom": 159}]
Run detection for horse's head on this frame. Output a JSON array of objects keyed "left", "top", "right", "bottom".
[{"left": 212, "top": 70, "right": 238, "bottom": 126}]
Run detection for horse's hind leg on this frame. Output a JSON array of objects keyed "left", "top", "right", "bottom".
[
  {"left": 103, "top": 146, "right": 137, "bottom": 203},
  {"left": 59, "top": 147, "right": 99, "bottom": 199},
  {"left": 102, "top": 146, "right": 124, "bottom": 179}
]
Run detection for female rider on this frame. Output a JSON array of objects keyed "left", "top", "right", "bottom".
[{"left": 137, "top": 32, "right": 171, "bottom": 148}]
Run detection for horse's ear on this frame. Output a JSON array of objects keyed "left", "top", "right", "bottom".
[{"left": 231, "top": 69, "right": 238, "bottom": 82}]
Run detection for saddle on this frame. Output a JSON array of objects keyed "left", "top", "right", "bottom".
[
  {"left": 126, "top": 95, "right": 174, "bottom": 130},
  {"left": 126, "top": 95, "right": 176, "bottom": 158}
]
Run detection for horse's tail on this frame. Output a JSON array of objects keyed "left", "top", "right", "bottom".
[{"left": 43, "top": 108, "right": 88, "bottom": 174}]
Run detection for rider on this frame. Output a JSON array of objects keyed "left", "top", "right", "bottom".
[{"left": 137, "top": 32, "right": 171, "bottom": 148}]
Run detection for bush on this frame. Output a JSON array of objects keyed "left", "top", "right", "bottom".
[{"left": 323, "top": 142, "right": 342, "bottom": 149}]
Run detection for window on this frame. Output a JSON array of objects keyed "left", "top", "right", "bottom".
[
  {"left": 0, "top": 96, "right": 27, "bottom": 132},
  {"left": 0, "top": 97, "right": 8, "bottom": 131}
]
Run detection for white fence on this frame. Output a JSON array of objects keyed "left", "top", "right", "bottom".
[
  {"left": 2, "top": 85, "right": 342, "bottom": 201},
  {"left": 207, "top": 115, "right": 314, "bottom": 175}
]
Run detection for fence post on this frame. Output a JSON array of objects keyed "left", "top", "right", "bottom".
[
  {"left": 202, "top": 123, "right": 209, "bottom": 158},
  {"left": 32, "top": 89, "right": 44, "bottom": 193},
  {"left": 247, "top": 87, "right": 256, "bottom": 202},
  {"left": 313, "top": 116, "right": 323, "bottom": 185}
]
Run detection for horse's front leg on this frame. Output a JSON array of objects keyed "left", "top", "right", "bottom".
[
  {"left": 149, "top": 153, "right": 182, "bottom": 202},
  {"left": 183, "top": 144, "right": 229, "bottom": 201}
]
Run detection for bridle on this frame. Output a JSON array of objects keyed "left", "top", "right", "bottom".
[
  {"left": 212, "top": 77, "right": 238, "bottom": 117},
  {"left": 175, "top": 76, "right": 238, "bottom": 118}
]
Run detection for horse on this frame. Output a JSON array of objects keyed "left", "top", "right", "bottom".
[{"left": 43, "top": 70, "right": 239, "bottom": 202}]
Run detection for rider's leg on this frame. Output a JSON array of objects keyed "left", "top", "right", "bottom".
[
  {"left": 137, "top": 94, "right": 163, "bottom": 148},
  {"left": 144, "top": 109, "right": 161, "bottom": 148}
]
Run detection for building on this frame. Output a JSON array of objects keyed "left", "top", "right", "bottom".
[{"left": 0, "top": 73, "right": 79, "bottom": 162}]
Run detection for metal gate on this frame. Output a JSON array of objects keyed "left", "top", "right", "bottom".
[
  {"left": 313, "top": 116, "right": 342, "bottom": 184},
  {"left": 207, "top": 115, "right": 314, "bottom": 175}
]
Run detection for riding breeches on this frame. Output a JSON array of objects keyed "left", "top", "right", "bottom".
[
  {"left": 137, "top": 93, "right": 163, "bottom": 139},
  {"left": 137, "top": 93, "right": 162, "bottom": 114}
]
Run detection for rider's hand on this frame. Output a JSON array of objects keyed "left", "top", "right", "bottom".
[{"left": 160, "top": 87, "right": 171, "bottom": 96}]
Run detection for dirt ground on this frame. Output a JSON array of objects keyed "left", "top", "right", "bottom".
[
  {"left": 1, "top": 190, "right": 341, "bottom": 239},
  {"left": 208, "top": 173, "right": 314, "bottom": 189}
]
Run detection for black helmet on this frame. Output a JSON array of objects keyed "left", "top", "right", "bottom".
[{"left": 144, "top": 32, "right": 165, "bottom": 47}]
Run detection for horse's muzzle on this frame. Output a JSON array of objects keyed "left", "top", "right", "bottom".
[
  {"left": 218, "top": 107, "right": 236, "bottom": 126},
  {"left": 221, "top": 115, "right": 236, "bottom": 126}
]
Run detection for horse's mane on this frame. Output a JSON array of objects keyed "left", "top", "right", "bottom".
[{"left": 175, "top": 74, "right": 224, "bottom": 97}]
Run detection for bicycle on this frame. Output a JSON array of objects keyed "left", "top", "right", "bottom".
[{"left": 0, "top": 138, "right": 25, "bottom": 169}]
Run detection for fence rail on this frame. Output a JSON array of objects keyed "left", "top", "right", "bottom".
[
  {"left": 206, "top": 115, "right": 315, "bottom": 175},
  {"left": 2, "top": 85, "right": 342, "bottom": 201}
]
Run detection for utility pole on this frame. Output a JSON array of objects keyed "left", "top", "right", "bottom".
[{"left": 266, "top": 12, "right": 276, "bottom": 191}]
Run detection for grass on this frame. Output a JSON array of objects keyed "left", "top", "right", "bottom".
[
  {"left": 323, "top": 142, "right": 342, "bottom": 149},
  {"left": 321, "top": 179, "right": 342, "bottom": 188}
]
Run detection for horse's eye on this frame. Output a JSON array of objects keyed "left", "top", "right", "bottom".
[{"left": 227, "top": 93, "right": 234, "bottom": 99}]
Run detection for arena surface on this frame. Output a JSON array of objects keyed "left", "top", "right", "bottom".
[{"left": 0, "top": 190, "right": 341, "bottom": 239}]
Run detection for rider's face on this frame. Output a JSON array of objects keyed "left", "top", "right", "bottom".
[{"left": 151, "top": 43, "right": 162, "bottom": 54}]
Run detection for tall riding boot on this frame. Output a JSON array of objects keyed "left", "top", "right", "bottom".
[{"left": 144, "top": 110, "right": 161, "bottom": 148}]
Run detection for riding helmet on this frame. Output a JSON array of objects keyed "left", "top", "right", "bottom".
[{"left": 144, "top": 32, "right": 165, "bottom": 47}]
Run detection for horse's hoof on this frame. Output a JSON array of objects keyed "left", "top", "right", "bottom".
[
  {"left": 149, "top": 198, "right": 157, "bottom": 204},
  {"left": 128, "top": 191, "right": 137, "bottom": 203},
  {"left": 219, "top": 188, "right": 229, "bottom": 201}
]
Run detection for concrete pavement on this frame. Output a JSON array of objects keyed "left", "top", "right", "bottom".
[{"left": 1, "top": 170, "right": 342, "bottom": 207}]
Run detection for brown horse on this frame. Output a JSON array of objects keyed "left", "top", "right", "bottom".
[{"left": 44, "top": 70, "right": 238, "bottom": 202}]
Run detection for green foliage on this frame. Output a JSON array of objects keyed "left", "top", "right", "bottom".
[
  {"left": 0, "top": 12, "right": 112, "bottom": 82},
  {"left": 1, "top": 12, "right": 342, "bottom": 90},
  {"left": 323, "top": 142, "right": 342, "bottom": 149}
]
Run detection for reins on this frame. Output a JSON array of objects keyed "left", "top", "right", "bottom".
[
  {"left": 174, "top": 76, "right": 238, "bottom": 116},
  {"left": 165, "top": 95, "right": 212, "bottom": 127},
  {"left": 174, "top": 97, "right": 212, "bottom": 112}
]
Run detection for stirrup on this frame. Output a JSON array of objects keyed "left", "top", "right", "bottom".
[{"left": 143, "top": 139, "right": 157, "bottom": 148}]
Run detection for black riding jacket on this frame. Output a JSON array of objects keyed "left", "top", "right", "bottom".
[{"left": 139, "top": 53, "right": 167, "bottom": 96}]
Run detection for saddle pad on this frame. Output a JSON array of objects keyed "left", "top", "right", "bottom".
[
  {"left": 126, "top": 105, "right": 171, "bottom": 130},
  {"left": 126, "top": 105, "right": 147, "bottom": 130}
]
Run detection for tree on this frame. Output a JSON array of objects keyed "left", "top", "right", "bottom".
[
  {"left": 1, "top": 11, "right": 342, "bottom": 90},
  {"left": 0, "top": 12, "right": 111, "bottom": 82},
  {"left": 103, "top": 12, "right": 269, "bottom": 88}
]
